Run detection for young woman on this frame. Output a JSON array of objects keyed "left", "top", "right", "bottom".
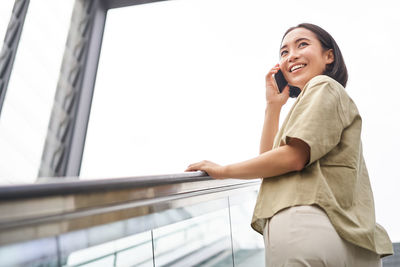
[{"left": 185, "top": 23, "right": 393, "bottom": 266}]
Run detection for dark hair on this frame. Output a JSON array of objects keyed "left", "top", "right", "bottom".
[{"left": 282, "top": 23, "right": 348, "bottom": 88}]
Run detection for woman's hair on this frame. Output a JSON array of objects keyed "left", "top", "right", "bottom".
[{"left": 282, "top": 23, "right": 348, "bottom": 88}]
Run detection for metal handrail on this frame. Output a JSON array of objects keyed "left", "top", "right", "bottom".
[{"left": 0, "top": 171, "right": 211, "bottom": 200}]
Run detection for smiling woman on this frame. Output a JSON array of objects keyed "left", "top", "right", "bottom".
[{"left": 186, "top": 23, "right": 394, "bottom": 266}]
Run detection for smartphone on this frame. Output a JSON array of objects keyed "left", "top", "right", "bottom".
[
  {"left": 274, "top": 69, "right": 287, "bottom": 93},
  {"left": 274, "top": 69, "right": 301, "bottom": 98}
]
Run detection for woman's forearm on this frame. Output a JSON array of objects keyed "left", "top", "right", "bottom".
[
  {"left": 225, "top": 141, "right": 308, "bottom": 179},
  {"left": 259, "top": 105, "right": 281, "bottom": 154},
  {"left": 185, "top": 138, "right": 309, "bottom": 179}
]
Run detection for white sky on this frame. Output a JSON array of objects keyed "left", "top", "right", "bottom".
[{"left": 0, "top": 0, "right": 399, "bottom": 242}]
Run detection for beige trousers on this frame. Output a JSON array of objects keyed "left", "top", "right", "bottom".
[{"left": 263, "top": 205, "right": 382, "bottom": 267}]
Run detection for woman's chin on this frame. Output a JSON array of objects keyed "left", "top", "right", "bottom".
[
  {"left": 288, "top": 77, "right": 309, "bottom": 89},
  {"left": 288, "top": 80, "right": 303, "bottom": 89}
]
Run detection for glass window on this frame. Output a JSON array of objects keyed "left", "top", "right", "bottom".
[{"left": 0, "top": 1, "right": 74, "bottom": 184}]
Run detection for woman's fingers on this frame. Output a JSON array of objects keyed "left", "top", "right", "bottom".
[
  {"left": 265, "top": 64, "right": 282, "bottom": 100},
  {"left": 265, "top": 64, "right": 290, "bottom": 106},
  {"left": 266, "top": 65, "right": 281, "bottom": 90},
  {"left": 185, "top": 164, "right": 196, "bottom": 172},
  {"left": 266, "top": 64, "right": 280, "bottom": 80},
  {"left": 185, "top": 160, "right": 225, "bottom": 179},
  {"left": 185, "top": 160, "right": 205, "bottom": 172},
  {"left": 282, "top": 84, "right": 290, "bottom": 96}
]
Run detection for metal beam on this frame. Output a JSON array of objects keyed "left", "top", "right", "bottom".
[
  {"left": 103, "top": 0, "right": 168, "bottom": 9},
  {"left": 0, "top": 0, "right": 30, "bottom": 116},
  {"left": 38, "top": 0, "right": 107, "bottom": 178}
]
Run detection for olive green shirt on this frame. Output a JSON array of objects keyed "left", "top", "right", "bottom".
[{"left": 251, "top": 75, "right": 393, "bottom": 257}]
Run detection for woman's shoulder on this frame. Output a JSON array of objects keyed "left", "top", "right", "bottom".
[
  {"left": 301, "top": 75, "right": 350, "bottom": 103},
  {"left": 302, "top": 75, "right": 360, "bottom": 126},
  {"left": 304, "top": 75, "right": 344, "bottom": 93}
]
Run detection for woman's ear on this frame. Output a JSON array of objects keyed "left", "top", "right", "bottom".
[{"left": 325, "top": 49, "right": 334, "bottom": 64}]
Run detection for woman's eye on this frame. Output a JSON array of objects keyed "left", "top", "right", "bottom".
[
  {"left": 299, "top": 42, "right": 308, "bottom": 48},
  {"left": 280, "top": 50, "right": 288, "bottom": 56}
]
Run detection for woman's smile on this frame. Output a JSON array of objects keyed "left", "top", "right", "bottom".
[{"left": 289, "top": 63, "right": 307, "bottom": 73}]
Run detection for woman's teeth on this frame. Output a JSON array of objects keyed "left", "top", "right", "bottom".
[{"left": 290, "top": 64, "right": 306, "bottom": 72}]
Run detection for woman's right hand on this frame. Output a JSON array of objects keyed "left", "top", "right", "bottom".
[{"left": 265, "top": 64, "right": 290, "bottom": 107}]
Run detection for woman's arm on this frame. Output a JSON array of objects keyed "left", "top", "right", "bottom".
[
  {"left": 186, "top": 137, "right": 310, "bottom": 179},
  {"left": 259, "top": 105, "right": 281, "bottom": 153},
  {"left": 259, "top": 64, "right": 290, "bottom": 153},
  {"left": 226, "top": 137, "right": 310, "bottom": 179}
]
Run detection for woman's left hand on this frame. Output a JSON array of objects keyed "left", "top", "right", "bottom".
[{"left": 185, "top": 160, "right": 227, "bottom": 179}]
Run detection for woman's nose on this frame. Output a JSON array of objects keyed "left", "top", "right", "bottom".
[{"left": 287, "top": 51, "right": 299, "bottom": 62}]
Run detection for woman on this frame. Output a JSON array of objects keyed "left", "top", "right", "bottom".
[{"left": 185, "top": 23, "right": 393, "bottom": 266}]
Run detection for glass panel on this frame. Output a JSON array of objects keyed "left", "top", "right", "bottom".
[
  {"left": 152, "top": 198, "right": 233, "bottom": 266},
  {"left": 60, "top": 195, "right": 235, "bottom": 266},
  {"left": 0, "top": 1, "right": 74, "bottom": 185},
  {"left": 57, "top": 195, "right": 233, "bottom": 266},
  {"left": 114, "top": 231, "right": 153, "bottom": 267},
  {"left": 229, "top": 189, "right": 264, "bottom": 267},
  {"left": 0, "top": 237, "right": 59, "bottom": 266},
  {"left": 64, "top": 230, "right": 153, "bottom": 267}
]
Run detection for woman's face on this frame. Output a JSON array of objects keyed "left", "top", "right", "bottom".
[{"left": 279, "top": 28, "right": 334, "bottom": 90}]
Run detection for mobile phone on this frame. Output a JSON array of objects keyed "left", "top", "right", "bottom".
[
  {"left": 274, "top": 69, "right": 301, "bottom": 98},
  {"left": 274, "top": 69, "right": 287, "bottom": 93}
]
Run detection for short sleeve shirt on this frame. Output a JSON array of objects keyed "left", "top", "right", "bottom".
[{"left": 251, "top": 75, "right": 393, "bottom": 256}]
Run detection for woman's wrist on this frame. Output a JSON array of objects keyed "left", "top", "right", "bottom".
[
  {"left": 221, "top": 164, "right": 232, "bottom": 179},
  {"left": 265, "top": 103, "right": 282, "bottom": 114},
  {"left": 219, "top": 165, "right": 228, "bottom": 179}
]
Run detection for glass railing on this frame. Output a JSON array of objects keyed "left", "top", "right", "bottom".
[
  {"left": 2, "top": 172, "right": 397, "bottom": 266},
  {"left": 0, "top": 172, "right": 264, "bottom": 266}
]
